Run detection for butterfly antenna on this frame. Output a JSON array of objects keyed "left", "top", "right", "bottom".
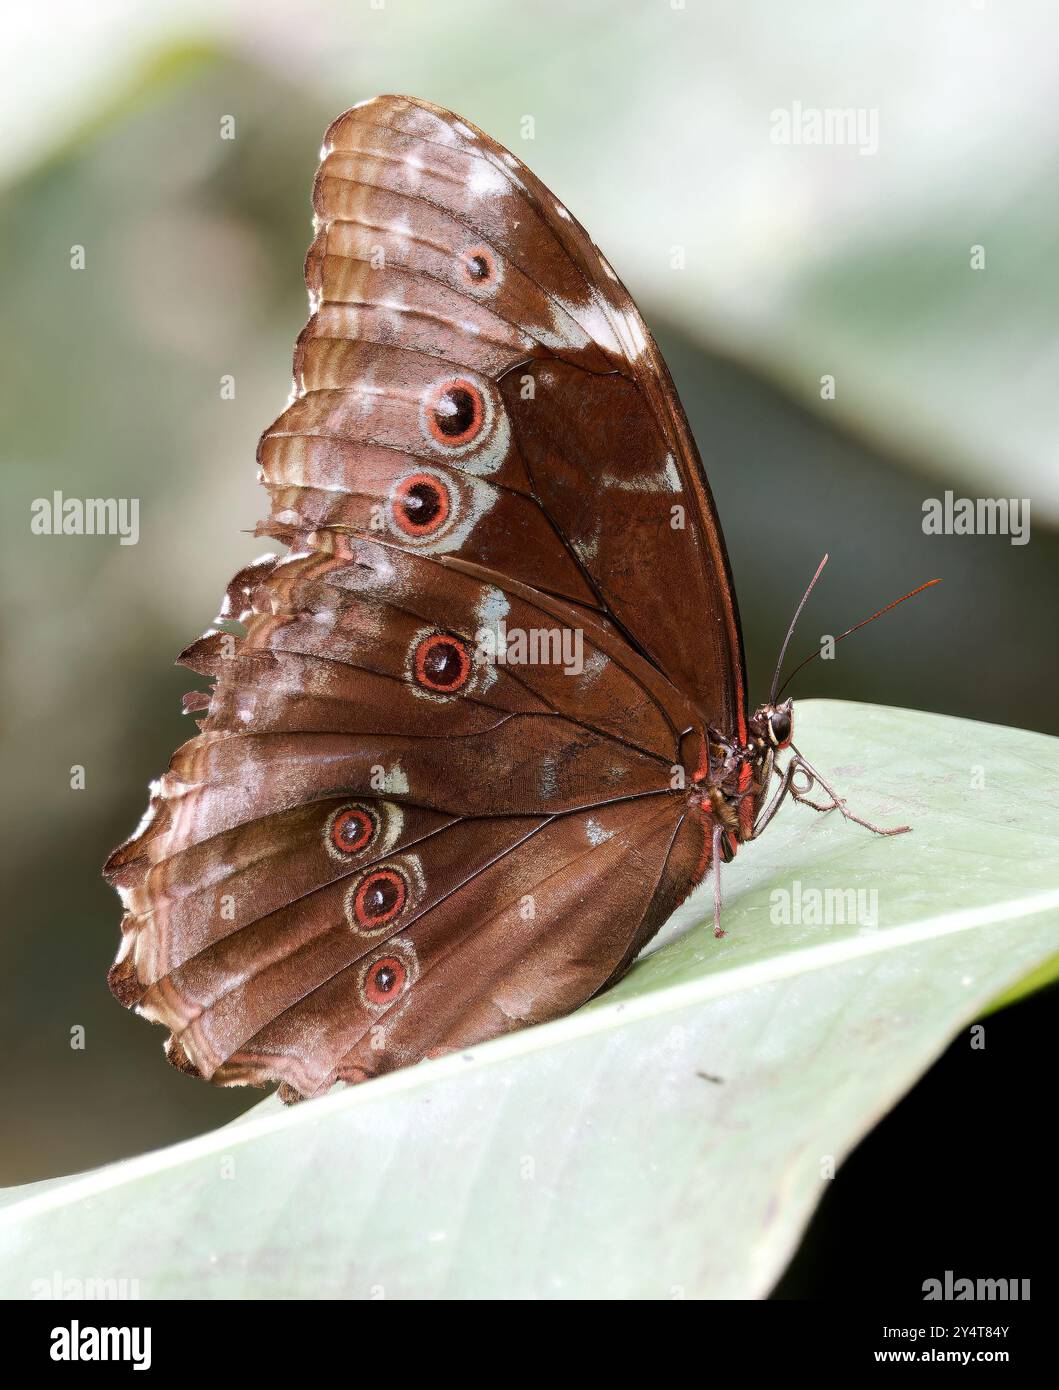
[
  {"left": 768, "top": 554, "right": 829, "bottom": 704},
  {"left": 774, "top": 577, "right": 941, "bottom": 700}
]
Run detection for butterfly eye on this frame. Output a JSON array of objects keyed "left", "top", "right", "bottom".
[
  {"left": 425, "top": 378, "right": 484, "bottom": 447},
  {"left": 767, "top": 709, "right": 793, "bottom": 748},
  {"left": 363, "top": 955, "right": 408, "bottom": 1006},
  {"left": 392, "top": 472, "right": 451, "bottom": 537},
  {"left": 328, "top": 804, "right": 377, "bottom": 856},
  {"left": 460, "top": 246, "right": 495, "bottom": 286},
  {"left": 350, "top": 868, "right": 408, "bottom": 931},
  {"left": 413, "top": 633, "right": 472, "bottom": 694}
]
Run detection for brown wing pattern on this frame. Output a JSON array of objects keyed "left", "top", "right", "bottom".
[
  {"left": 106, "top": 96, "right": 739, "bottom": 1098},
  {"left": 268, "top": 95, "right": 746, "bottom": 731}
]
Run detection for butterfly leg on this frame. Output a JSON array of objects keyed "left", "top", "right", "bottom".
[
  {"left": 788, "top": 746, "right": 910, "bottom": 837},
  {"left": 711, "top": 822, "right": 725, "bottom": 938},
  {"left": 748, "top": 755, "right": 805, "bottom": 839}
]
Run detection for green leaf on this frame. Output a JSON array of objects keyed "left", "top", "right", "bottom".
[
  {"left": 982, "top": 949, "right": 1059, "bottom": 1015},
  {"left": 2, "top": 700, "right": 1056, "bottom": 1299}
]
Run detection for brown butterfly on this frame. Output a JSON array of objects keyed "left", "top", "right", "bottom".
[{"left": 105, "top": 96, "right": 932, "bottom": 1102}]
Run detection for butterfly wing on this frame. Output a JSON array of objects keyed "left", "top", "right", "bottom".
[
  {"left": 269, "top": 94, "right": 747, "bottom": 736},
  {"left": 106, "top": 96, "right": 739, "bottom": 1097},
  {"left": 107, "top": 540, "right": 705, "bottom": 1096}
]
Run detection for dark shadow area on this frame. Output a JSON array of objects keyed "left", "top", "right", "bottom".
[
  {"left": 656, "top": 325, "right": 1059, "bottom": 739},
  {"left": 772, "top": 981, "right": 1056, "bottom": 1300}
]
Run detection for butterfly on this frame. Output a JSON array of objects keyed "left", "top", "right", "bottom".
[{"left": 105, "top": 96, "right": 934, "bottom": 1102}]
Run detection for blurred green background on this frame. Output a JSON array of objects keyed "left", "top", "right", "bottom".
[{"left": 2, "top": 0, "right": 1056, "bottom": 1253}]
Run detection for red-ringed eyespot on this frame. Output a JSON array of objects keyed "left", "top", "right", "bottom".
[
  {"left": 362, "top": 955, "right": 408, "bottom": 1006},
  {"left": 327, "top": 804, "right": 377, "bottom": 857},
  {"left": 349, "top": 868, "right": 408, "bottom": 931},
  {"left": 413, "top": 633, "right": 471, "bottom": 693},
  {"left": 424, "top": 378, "right": 484, "bottom": 447},
  {"left": 391, "top": 472, "right": 451, "bottom": 537},
  {"left": 460, "top": 245, "right": 495, "bottom": 286}
]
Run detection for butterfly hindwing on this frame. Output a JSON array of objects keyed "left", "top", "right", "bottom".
[{"left": 203, "top": 796, "right": 688, "bottom": 1098}]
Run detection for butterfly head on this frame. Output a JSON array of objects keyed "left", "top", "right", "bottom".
[{"left": 749, "top": 697, "right": 794, "bottom": 751}]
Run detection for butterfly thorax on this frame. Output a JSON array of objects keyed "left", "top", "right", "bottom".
[{"left": 688, "top": 697, "right": 795, "bottom": 853}]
